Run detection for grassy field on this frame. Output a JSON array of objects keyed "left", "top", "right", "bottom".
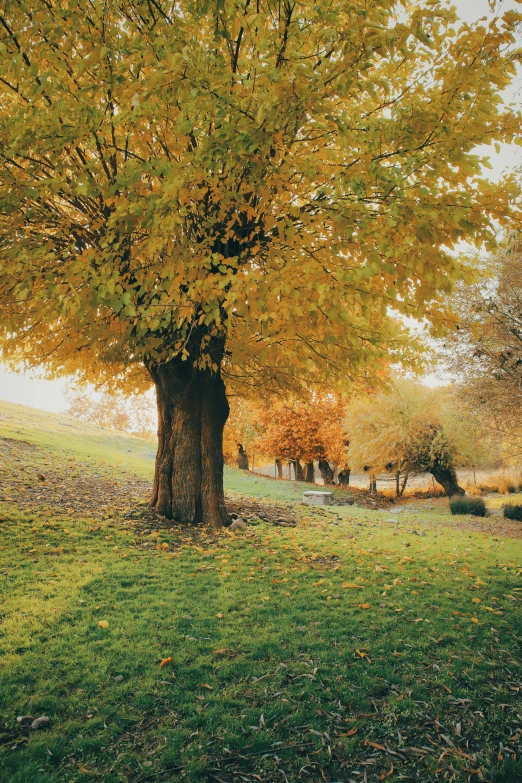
[{"left": 0, "top": 401, "right": 521, "bottom": 783}]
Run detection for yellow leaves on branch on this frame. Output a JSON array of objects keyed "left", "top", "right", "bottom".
[{"left": 0, "top": 0, "right": 520, "bottom": 393}]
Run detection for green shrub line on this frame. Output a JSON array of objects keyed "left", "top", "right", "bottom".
[
  {"left": 449, "top": 496, "right": 487, "bottom": 517},
  {"left": 503, "top": 503, "right": 522, "bottom": 521}
]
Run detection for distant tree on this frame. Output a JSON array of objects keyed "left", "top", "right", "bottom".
[
  {"left": 257, "top": 396, "right": 346, "bottom": 482},
  {"left": 345, "top": 382, "right": 499, "bottom": 496},
  {"left": 1, "top": 0, "right": 520, "bottom": 524},
  {"left": 442, "top": 236, "right": 522, "bottom": 463},
  {"left": 222, "top": 398, "right": 261, "bottom": 470},
  {"left": 65, "top": 385, "right": 156, "bottom": 440}
]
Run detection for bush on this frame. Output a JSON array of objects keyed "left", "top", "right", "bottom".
[
  {"left": 450, "top": 496, "right": 487, "bottom": 517},
  {"left": 503, "top": 504, "right": 522, "bottom": 521},
  {"left": 497, "top": 476, "right": 517, "bottom": 494}
]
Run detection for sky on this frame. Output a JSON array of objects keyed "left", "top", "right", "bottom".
[{"left": 0, "top": 0, "right": 520, "bottom": 414}]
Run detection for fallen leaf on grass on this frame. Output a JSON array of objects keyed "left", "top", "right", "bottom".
[
  {"left": 159, "top": 657, "right": 173, "bottom": 668},
  {"left": 97, "top": 620, "right": 109, "bottom": 629},
  {"left": 342, "top": 582, "right": 363, "bottom": 589},
  {"left": 198, "top": 683, "right": 213, "bottom": 690},
  {"left": 379, "top": 763, "right": 394, "bottom": 780},
  {"left": 212, "top": 648, "right": 228, "bottom": 655},
  {"left": 216, "top": 612, "right": 224, "bottom": 619},
  {"left": 359, "top": 603, "right": 371, "bottom": 609},
  {"left": 338, "top": 727, "right": 357, "bottom": 737},
  {"left": 364, "top": 740, "right": 386, "bottom": 751}
]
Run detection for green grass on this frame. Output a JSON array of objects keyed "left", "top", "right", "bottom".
[{"left": 0, "top": 401, "right": 521, "bottom": 782}]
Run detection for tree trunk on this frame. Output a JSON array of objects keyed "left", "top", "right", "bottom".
[
  {"left": 294, "top": 460, "right": 304, "bottom": 481},
  {"left": 400, "top": 472, "right": 409, "bottom": 496},
  {"left": 275, "top": 459, "right": 283, "bottom": 479},
  {"left": 369, "top": 474, "right": 377, "bottom": 494},
  {"left": 395, "top": 471, "right": 400, "bottom": 497},
  {"left": 318, "top": 460, "right": 334, "bottom": 484},
  {"left": 237, "top": 443, "right": 249, "bottom": 471},
  {"left": 430, "top": 465, "right": 465, "bottom": 497},
  {"left": 305, "top": 461, "right": 315, "bottom": 483},
  {"left": 147, "top": 358, "right": 229, "bottom": 526},
  {"left": 338, "top": 468, "right": 350, "bottom": 486}
]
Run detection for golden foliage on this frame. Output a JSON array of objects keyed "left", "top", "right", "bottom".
[{"left": 0, "top": 1, "right": 520, "bottom": 394}]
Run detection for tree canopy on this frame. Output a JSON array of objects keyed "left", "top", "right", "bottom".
[
  {"left": 1, "top": 0, "right": 520, "bottom": 390},
  {"left": 345, "top": 381, "right": 499, "bottom": 496},
  {"left": 442, "top": 236, "right": 522, "bottom": 463}
]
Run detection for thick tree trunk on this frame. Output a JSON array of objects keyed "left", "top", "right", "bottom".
[
  {"left": 369, "top": 474, "right": 377, "bottom": 494},
  {"left": 318, "top": 460, "right": 334, "bottom": 484},
  {"left": 275, "top": 459, "right": 283, "bottom": 479},
  {"left": 430, "top": 465, "right": 465, "bottom": 497},
  {"left": 237, "top": 443, "right": 249, "bottom": 471},
  {"left": 147, "top": 358, "right": 229, "bottom": 526},
  {"left": 305, "top": 461, "right": 315, "bottom": 483}
]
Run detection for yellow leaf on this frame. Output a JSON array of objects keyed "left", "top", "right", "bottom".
[
  {"left": 471, "top": 617, "right": 479, "bottom": 624},
  {"left": 159, "top": 656, "right": 173, "bottom": 668},
  {"left": 342, "top": 582, "right": 363, "bottom": 589},
  {"left": 472, "top": 597, "right": 481, "bottom": 604},
  {"left": 98, "top": 620, "right": 109, "bottom": 629},
  {"left": 359, "top": 603, "right": 371, "bottom": 609},
  {"left": 216, "top": 612, "right": 224, "bottom": 619}
]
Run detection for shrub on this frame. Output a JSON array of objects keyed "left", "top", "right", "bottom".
[
  {"left": 503, "top": 504, "right": 522, "bottom": 521},
  {"left": 497, "top": 476, "right": 517, "bottom": 494},
  {"left": 450, "top": 496, "right": 487, "bottom": 517}
]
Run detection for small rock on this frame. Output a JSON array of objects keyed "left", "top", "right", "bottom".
[
  {"left": 113, "top": 675, "right": 124, "bottom": 682},
  {"left": 418, "top": 531, "right": 427, "bottom": 537},
  {"left": 230, "top": 519, "right": 247, "bottom": 531},
  {"left": 16, "top": 715, "right": 33, "bottom": 726},
  {"left": 385, "top": 519, "right": 399, "bottom": 524},
  {"left": 181, "top": 614, "right": 193, "bottom": 620},
  {"left": 31, "top": 716, "right": 51, "bottom": 730}
]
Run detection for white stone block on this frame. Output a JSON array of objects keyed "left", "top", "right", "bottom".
[{"left": 303, "top": 491, "right": 334, "bottom": 505}]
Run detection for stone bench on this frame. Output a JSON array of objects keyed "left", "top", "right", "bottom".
[{"left": 303, "top": 491, "right": 334, "bottom": 506}]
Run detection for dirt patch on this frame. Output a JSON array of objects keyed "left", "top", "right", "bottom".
[{"left": 0, "top": 436, "right": 150, "bottom": 518}]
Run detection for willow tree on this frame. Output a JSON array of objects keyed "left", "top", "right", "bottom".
[{"left": 0, "top": 0, "right": 520, "bottom": 525}]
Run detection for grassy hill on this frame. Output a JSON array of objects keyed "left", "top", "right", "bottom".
[{"left": 0, "top": 400, "right": 521, "bottom": 782}]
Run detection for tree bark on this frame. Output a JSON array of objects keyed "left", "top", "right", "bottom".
[
  {"left": 147, "top": 357, "right": 229, "bottom": 526},
  {"left": 318, "top": 460, "right": 334, "bottom": 484},
  {"left": 430, "top": 465, "right": 465, "bottom": 497},
  {"left": 305, "top": 460, "right": 315, "bottom": 483},
  {"left": 237, "top": 443, "right": 249, "bottom": 471},
  {"left": 275, "top": 459, "right": 283, "bottom": 479},
  {"left": 293, "top": 460, "right": 305, "bottom": 481},
  {"left": 338, "top": 468, "right": 350, "bottom": 486}
]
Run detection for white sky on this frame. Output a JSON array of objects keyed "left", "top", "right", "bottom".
[{"left": 0, "top": 0, "right": 520, "bottom": 414}]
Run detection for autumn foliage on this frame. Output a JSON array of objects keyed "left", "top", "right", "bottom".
[{"left": 256, "top": 396, "right": 347, "bottom": 476}]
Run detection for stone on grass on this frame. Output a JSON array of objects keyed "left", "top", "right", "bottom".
[
  {"left": 16, "top": 715, "right": 33, "bottom": 726},
  {"left": 303, "top": 491, "right": 334, "bottom": 506},
  {"left": 230, "top": 519, "right": 247, "bottom": 531},
  {"left": 113, "top": 675, "right": 124, "bottom": 682},
  {"left": 31, "top": 716, "right": 51, "bottom": 730}
]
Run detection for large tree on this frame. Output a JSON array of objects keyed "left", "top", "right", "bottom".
[
  {"left": 0, "top": 0, "right": 520, "bottom": 525},
  {"left": 256, "top": 395, "right": 346, "bottom": 481},
  {"left": 345, "top": 381, "right": 499, "bottom": 496},
  {"left": 442, "top": 236, "right": 522, "bottom": 463}
]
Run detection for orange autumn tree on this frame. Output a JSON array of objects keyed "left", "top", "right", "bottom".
[
  {"left": 257, "top": 397, "right": 347, "bottom": 483},
  {"left": 1, "top": 0, "right": 521, "bottom": 526}
]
